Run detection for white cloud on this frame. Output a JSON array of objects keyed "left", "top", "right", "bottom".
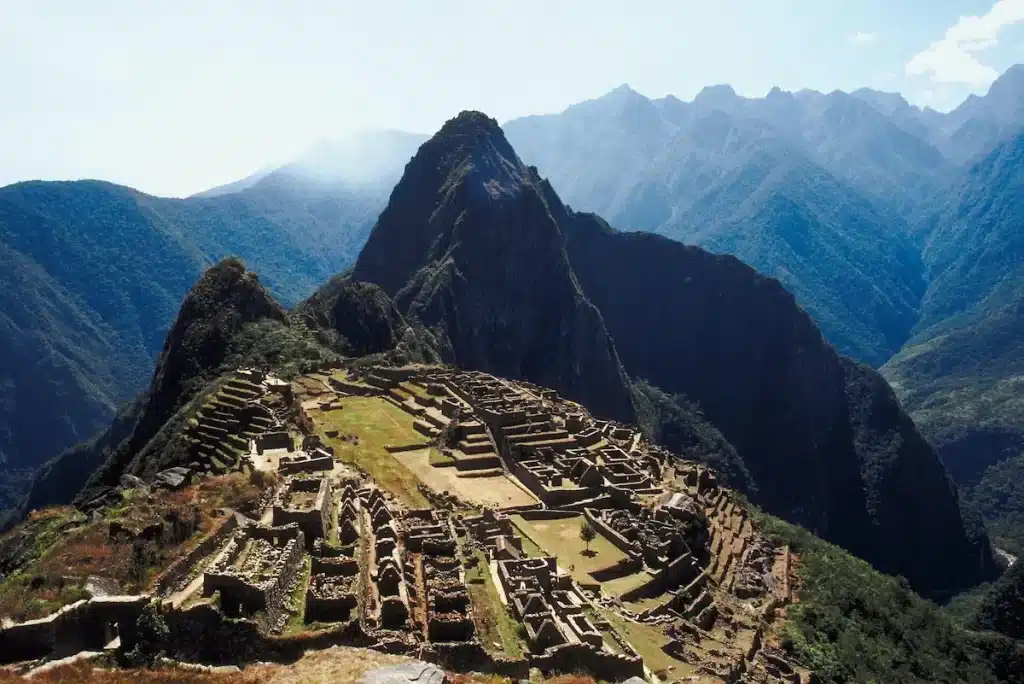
[
  {"left": 849, "top": 31, "right": 877, "bottom": 47},
  {"left": 906, "top": 0, "right": 1024, "bottom": 87}
]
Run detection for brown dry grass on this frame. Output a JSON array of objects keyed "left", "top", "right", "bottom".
[
  {"left": 0, "top": 649, "right": 594, "bottom": 684},
  {"left": 0, "top": 662, "right": 260, "bottom": 684},
  {"left": 0, "top": 474, "right": 265, "bottom": 622}
]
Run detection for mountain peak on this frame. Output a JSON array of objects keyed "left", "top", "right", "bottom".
[
  {"left": 985, "top": 63, "right": 1024, "bottom": 119},
  {"left": 435, "top": 110, "right": 504, "bottom": 139},
  {"left": 694, "top": 84, "right": 739, "bottom": 110},
  {"left": 990, "top": 62, "right": 1024, "bottom": 91},
  {"left": 351, "top": 114, "right": 637, "bottom": 422}
]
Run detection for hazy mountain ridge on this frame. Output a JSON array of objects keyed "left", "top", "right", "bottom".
[
  {"left": 883, "top": 131, "right": 1024, "bottom": 553},
  {"left": 503, "top": 85, "right": 933, "bottom": 365},
  {"left": 0, "top": 177, "right": 381, "bottom": 512}
]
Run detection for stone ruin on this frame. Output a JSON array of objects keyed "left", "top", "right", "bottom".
[
  {"left": 361, "top": 487, "right": 411, "bottom": 630},
  {"left": 272, "top": 475, "right": 332, "bottom": 548},
  {"left": 401, "top": 510, "right": 475, "bottom": 645},
  {"left": 305, "top": 554, "right": 359, "bottom": 623},
  {"left": 497, "top": 556, "right": 605, "bottom": 655},
  {"left": 463, "top": 508, "right": 524, "bottom": 560},
  {"left": 2, "top": 364, "right": 809, "bottom": 683},
  {"left": 427, "top": 370, "right": 663, "bottom": 508},
  {"left": 202, "top": 521, "right": 305, "bottom": 622}
]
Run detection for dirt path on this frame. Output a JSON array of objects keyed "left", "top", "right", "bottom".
[{"left": 168, "top": 534, "right": 237, "bottom": 607}]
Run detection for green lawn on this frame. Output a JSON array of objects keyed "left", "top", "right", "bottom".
[
  {"left": 600, "top": 608, "right": 693, "bottom": 677},
  {"left": 429, "top": 449, "right": 455, "bottom": 467},
  {"left": 284, "top": 555, "right": 312, "bottom": 633},
  {"left": 312, "top": 396, "right": 429, "bottom": 508},
  {"left": 466, "top": 549, "right": 525, "bottom": 658},
  {"left": 601, "top": 570, "right": 653, "bottom": 598},
  {"left": 510, "top": 514, "right": 627, "bottom": 580}
]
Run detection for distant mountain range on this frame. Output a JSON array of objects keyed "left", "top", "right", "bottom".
[{"left": 3, "top": 66, "right": 1022, "bottom": 562}]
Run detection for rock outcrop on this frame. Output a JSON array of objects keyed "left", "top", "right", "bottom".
[
  {"left": 558, "top": 206, "right": 996, "bottom": 595},
  {"left": 26, "top": 258, "right": 322, "bottom": 509}
]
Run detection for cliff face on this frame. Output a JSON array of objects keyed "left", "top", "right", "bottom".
[
  {"left": 557, "top": 207, "right": 995, "bottom": 595},
  {"left": 351, "top": 112, "right": 636, "bottom": 422}
]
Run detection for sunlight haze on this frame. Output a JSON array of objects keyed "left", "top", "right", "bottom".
[{"left": 1, "top": 0, "right": 1022, "bottom": 195}]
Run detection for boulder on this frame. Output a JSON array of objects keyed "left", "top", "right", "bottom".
[
  {"left": 152, "top": 466, "right": 191, "bottom": 490},
  {"left": 358, "top": 661, "right": 447, "bottom": 684},
  {"left": 119, "top": 474, "right": 148, "bottom": 490}
]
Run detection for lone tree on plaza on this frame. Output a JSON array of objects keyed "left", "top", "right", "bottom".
[{"left": 580, "top": 519, "right": 597, "bottom": 555}]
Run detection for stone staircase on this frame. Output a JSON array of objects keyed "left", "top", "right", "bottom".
[{"left": 186, "top": 376, "right": 275, "bottom": 474}]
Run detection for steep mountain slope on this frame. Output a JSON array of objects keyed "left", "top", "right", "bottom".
[
  {"left": 0, "top": 178, "right": 380, "bottom": 511},
  {"left": 974, "top": 558, "right": 1024, "bottom": 641},
  {"left": 662, "top": 125, "right": 924, "bottom": 365},
  {"left": 937, "top": 65, "right": 1024, "bottom": 163},
  {"left": 557, "top": 208, "right": 992, "bottom": 595},
  {"left": 350, "top": 112, "right": 636, "bottom": 422},
  {"left": 503, "top": 86, "right": 928, "bottom": 365},
  {"left": 883, "top": 131, "right": 1024, "bottom": 551},
  {"left": 344, "top": 111, "right": 994, "bottom": 596},
  {"left": 26, "top": 258, "right": 339, "bottom": 511}
]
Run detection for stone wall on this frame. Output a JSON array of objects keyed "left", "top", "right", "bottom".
[
  {"left": 273, "top": 477, "right": 331, "bottom": 546},
  {"left": 0, "top": 596, "right": 149, "bottom": 664},
  {"left": 327, "top": 377, "right": 382, "bottom": 397},
  {"left": 203, "top": 525, "right": 305, "bottom": 623},
  {"left": 619, "top": 552, "right": 702, "bottom": 602},
  {"left": 155, "top": 513, "right": 240, "bottom": 595},
  {"left": 531, "top": 642, "right": 643, "bottom": 680},
  {"left": 583, "top": 508, "right": 633, "bottom": 555},
  {"left": 256, "top": 431, "right": 294, "bottom": 453}
]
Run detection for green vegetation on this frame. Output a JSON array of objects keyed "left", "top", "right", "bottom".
[
  {"left": 27, "top": 260, "right": 343, "bottom": 509},
  {"left": 1, "top": 474, "right": 262, "bottom": 621},
  {"left": 429, "top": 449, "right": 455, "bottom": 467},
  {"left": 882, "top": 133, "right": 1024, "bottom": 558},
  {"left": 755, "top": 512, "right": 1018, "bottom": 684},
  {"left": 0, "top": 177, "right": 381, "bottom": 515},
  {"left": 283, "top": 556, "right": 312, "bottom": 634},
  {"left": 126, "top": 603, "right": 171, "bottom": 665},
  {"left": 579, "top": 519, "right": 596, "bottom": 553},
  {"left": 465, "top": 549, "right": 524, "bottom": 658},
  {"left": 313, "top": 396, "right": 429, "bottom": 508},
  {"left": 510, "top": 515, "right": 624, "bottom": 580},
  {"left": 599, "top": 608, "right": 690, "bottom": 678},
  {"left": 631, "top": 379, "right": 752, "bottom": 490}
]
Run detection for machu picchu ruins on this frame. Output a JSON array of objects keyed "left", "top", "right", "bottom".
[{"left": 0, "top": 363, "right": 811, "bottom": 683}]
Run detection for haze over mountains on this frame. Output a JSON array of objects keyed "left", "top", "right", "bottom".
[{"left": 1, "top": 65, "right": 1022, "bottom": 567}]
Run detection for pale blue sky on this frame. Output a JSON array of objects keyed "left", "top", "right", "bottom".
[{"left": 1, "top": 0, "right": 1022, "bottom": 196}]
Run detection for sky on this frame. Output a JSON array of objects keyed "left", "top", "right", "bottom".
[{"left": 1, "top": 0, "right": 1022, "bottom": 197}]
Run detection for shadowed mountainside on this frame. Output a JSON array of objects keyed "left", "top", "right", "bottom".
[{"left": 0, "top": 176, "right": 383, "bottom": 512}]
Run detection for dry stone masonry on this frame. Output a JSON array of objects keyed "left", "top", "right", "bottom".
[{"left": 1, "top": 363, "right": 810, "bottom": 683}]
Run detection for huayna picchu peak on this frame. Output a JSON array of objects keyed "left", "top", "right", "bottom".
[
  {"left": 351, "top": 111, "right": 638, "bottom": 424},
  {"left": 4, "top": 73, "right": 1024, "bottom": 682}
]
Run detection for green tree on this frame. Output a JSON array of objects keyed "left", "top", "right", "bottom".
[{"left": 580, "top": 520, "right": 597, "bottom": 555}]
